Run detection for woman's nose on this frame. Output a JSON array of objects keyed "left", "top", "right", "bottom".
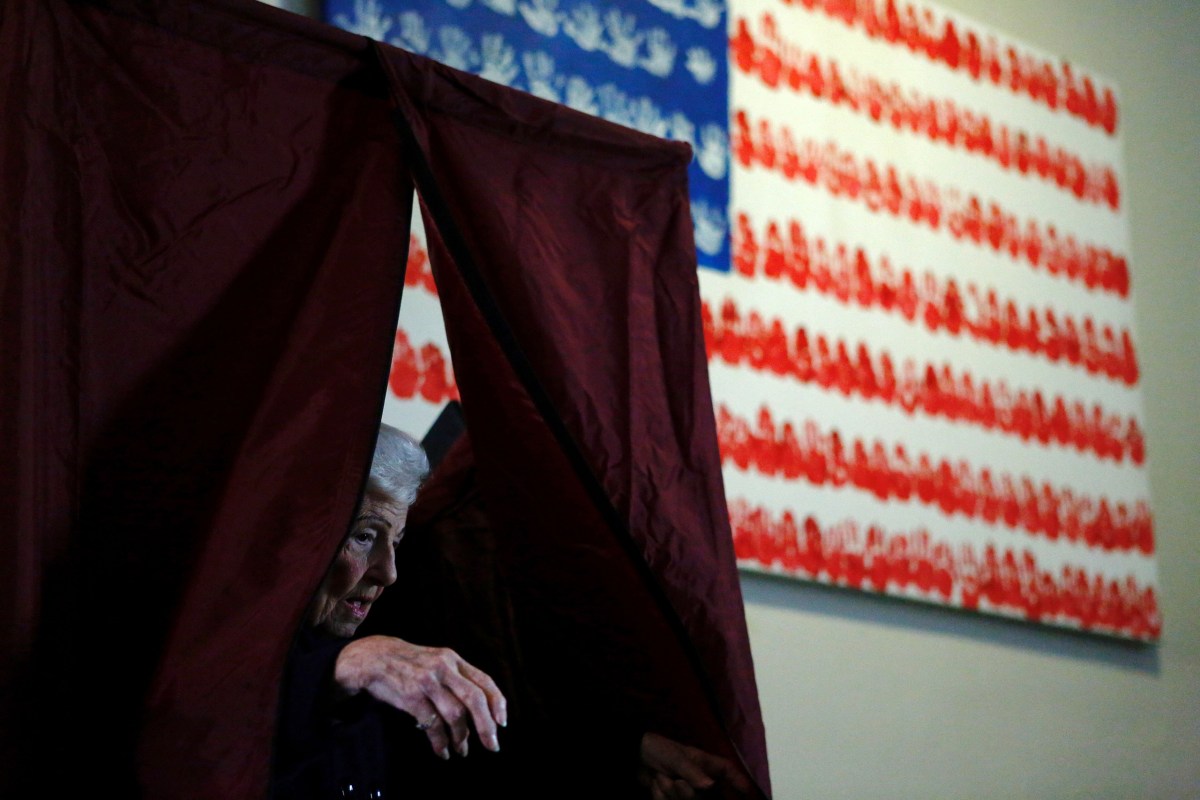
[{"left": 368, "top": 546, "right": 398, "bottom": 587}]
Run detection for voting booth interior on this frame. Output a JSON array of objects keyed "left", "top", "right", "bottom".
[{"left": 0, "top": 0, "right": 768, "bottom": 797}]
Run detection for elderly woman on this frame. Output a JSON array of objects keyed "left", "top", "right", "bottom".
[
  {"left": 273, "top": 424, "right": 507, "bottom": 799},
  {"left": 274, "top": 423, "right": 751, "bottom": 800}
]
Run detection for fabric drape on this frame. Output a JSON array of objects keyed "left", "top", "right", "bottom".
[
  {"left": 1, "top": 1, "right": 769, "bottom": 797},
  {"left": 377, "top": 43, "right": 768, "bottom": 794}
]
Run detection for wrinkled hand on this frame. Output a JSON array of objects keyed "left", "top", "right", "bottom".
[
  {"left": 638, "top": 732, "right": 755, "bottom": 799},
  {"left": 334, "top": 635, "right": 507, "bottom": 760}
]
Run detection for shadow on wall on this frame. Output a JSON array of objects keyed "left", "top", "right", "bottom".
[{"left": 740, "top": 571, "right": 1160, "bottom": 675}]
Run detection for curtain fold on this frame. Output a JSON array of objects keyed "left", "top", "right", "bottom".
[
  {"left": 1, "top": 1, "right": 769, "bottom": 797},
  {"left": 2, "top": 2, "right": 412, "bottom": 795},
  {"left": 375, "top": 44, "right": 769, "bottom": 796}
]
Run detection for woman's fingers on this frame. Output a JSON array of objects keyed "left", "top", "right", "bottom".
[
  {"left": 334, "top": 637, "right": 508, "bottom": 758},
  {"left": 425, "top": 681, "right": 475, "bottom": 756},
  {"left": 409, "top": 701, "right": 452, "bottom": 760},
  {"left": 443, "top": 667, "right": 503, "bottom": 752},
  {"left": 459, "top": 660, "right": 508, "bottom": 727},
  {"left": 639, "top": 732, "right": 755, "bottom": 797},
  {"left": 420, "top": 648, "right": 502, "bottom": 753}
]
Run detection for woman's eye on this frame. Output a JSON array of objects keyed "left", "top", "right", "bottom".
[{"left": 351, "top": 529, "right": 377, "bottom": 548}]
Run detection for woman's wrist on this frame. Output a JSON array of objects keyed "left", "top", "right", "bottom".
[{"left": 332, "top": 635, "right": 389, "bottom": 696}]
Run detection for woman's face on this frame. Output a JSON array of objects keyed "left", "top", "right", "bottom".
[{"left": 309, "top": 492, "right": 409, "bottom": 637}]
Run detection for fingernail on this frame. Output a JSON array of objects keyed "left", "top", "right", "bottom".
[
  {"left": 439, "top": 748, "right": 451, "bottom": 761},
  {"left": 459, "top": 739, "right": 469, "bottom": 757},
  {"left": 487, "top": 733, "right": 500, "bottom": 753}
]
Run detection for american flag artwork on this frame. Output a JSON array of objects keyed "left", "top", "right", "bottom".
[
  {"left": 331, "top": 0, "right": 1160, "bottom": 640},
  {"left": 327, "top": 0, "right": 730, "bottom": 268}
]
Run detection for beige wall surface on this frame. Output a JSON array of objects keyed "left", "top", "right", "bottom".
[{"left": 742, "top": 2, "right": 1200, "bottom": 798}]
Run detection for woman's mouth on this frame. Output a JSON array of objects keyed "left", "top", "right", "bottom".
[{"left": 343, "top": 598, "right": 372, "bottom": 619}]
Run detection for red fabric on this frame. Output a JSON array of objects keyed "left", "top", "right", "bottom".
[
  {"left": 379, "top": 47, "right": 770, "bottom": 796},
  {"left": 1, "top": 1, "right": 410, "bottom": 796},
  {"left": 2, "top": 1, "right": 769, "bottom": 797}
]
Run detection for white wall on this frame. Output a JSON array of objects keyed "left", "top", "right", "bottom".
[{"left": 743, "top": 2, "right": 1200, "bottom": 798}]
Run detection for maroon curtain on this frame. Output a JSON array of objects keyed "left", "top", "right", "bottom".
[
  {"left": 1, "top": 1, "right": 412, "bottom": 795},
  {"left": 377, "top": 46, "right": 769, "bottom": 796},
  {"left": 1, "top": 1, "right": 769, "bottom": 797}
]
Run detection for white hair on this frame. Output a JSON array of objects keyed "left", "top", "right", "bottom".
[{"left": 366, "top": 424, "right": 429, "bottom": 506}]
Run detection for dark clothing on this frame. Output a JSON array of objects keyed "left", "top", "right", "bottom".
[
  {"left": 377, "top": 436, "right": 649, "bottom": 796},
  {"left": 272, "top": 628, "right": 387, "bottom": 800},
  {"left": 272, "top": 630, "right": 462, "bottom": 799}
]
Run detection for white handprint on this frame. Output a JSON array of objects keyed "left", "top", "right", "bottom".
[
  {"left": 334, "top": 0, "right": 393, "bottom": 39},
  {"left": 696, "top": 123, "right": 727, "bottom": 179},
  {"left": 691, "top": 199, "right": 727, "bottom": 256},
  {"left": 597, "top": 83, "right": 633, "bottom": 127},
  {"left": 685, "top": 46, "right": 716, "bottom": 84},
  {"left": 518, "top": 0, "right": 560, "bottom": 37},
  {"left": 689, "top": 0, "right": 722, "bottom": 29},
  {"left": 480, "top": 0, "right": 517, "bottom": 15},
  {"left": 436, "top": 26, "right": 478, "bottom": 70},
  {"left": 565, "top": 76, "right": 600, "bottom": 115},
  {"left": 562, "top": 3, "right": 604, "bottom": 52},
  {"left": 480, "top": 34, "right": 519, "bottom": 85},
  {"left": 630, "top": 97, "right": 668, "bottom": 137},
  {"left": 640, "top": 28, "right": 676, "bottom": 77},
  {"left": 645, "top": 0, "right": 685, "bottom": 18},
  {"left": 603, "top": 9, "right": 643, "bottom": 68},
  {"left": 644, "top": 0, "right": 721, "bottom": 29},
  {"left": 522, "top": 51, "right": 562, "bottom": 102},
  {"left": 668, "top": 112, "right": 696, "bottom": 148},
  {"left": 391, "top": 11, "right": 430, "bottom": 54}
]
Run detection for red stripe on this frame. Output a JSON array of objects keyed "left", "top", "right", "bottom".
[
  {"left": 405, "top": 234, "right": 438, "bottom": 295},
  {"left": 731, "top": 213, "right": 1140, "bottom": 381},
  {"left": 387, "top": 327, "right": 459, "bottom": 404},
  {"left": 732, "top": 13, "right": 1121, "bottom": 210},
  {"left": 390, "top": 238, "right": 458, "bottom": 402},
  {"left": 717, "top": 403, "right": 1153, "bottom": 553},
  {"left": 732, "top": 111, "right": 1131, "bottom": 299},
  {"left": 702, "top": 296, "right": 1147, "bottom": 464},
  {"left": 767, "top": 0, "right": 1119, "bottom": 136},
  {"left": 728, "top": 499, "right": 1159, "bottom": 639}
]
